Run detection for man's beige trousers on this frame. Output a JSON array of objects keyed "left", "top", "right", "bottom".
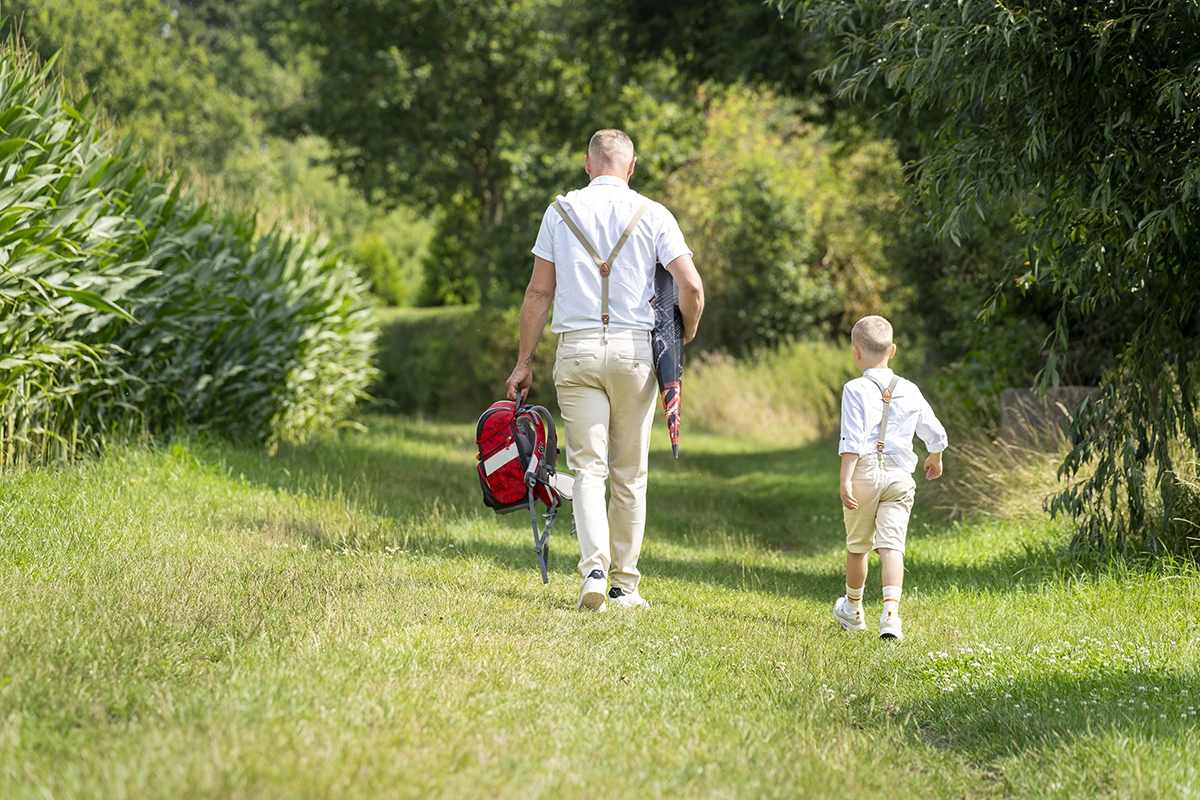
[{"left": 554, "top": 328, "right": 657, "bottom": 591}]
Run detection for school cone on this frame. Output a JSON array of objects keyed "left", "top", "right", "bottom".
[{"left": 651, "top": 263, "right": 684, "bottom": 458}]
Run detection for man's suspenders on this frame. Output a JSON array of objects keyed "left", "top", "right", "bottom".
[
  {"left": 866, "top": 374, "right": 900, "bottom": 466},
  {"left": 553, "top": 198, "right": 653, "bottom": 330}
]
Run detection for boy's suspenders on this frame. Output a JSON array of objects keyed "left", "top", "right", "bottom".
[
  {"left": 865, "top": 374, "right": 900, "bottom": 467},
  {"left": 553, "top": 197, "right": 653, "bottom": 333}
]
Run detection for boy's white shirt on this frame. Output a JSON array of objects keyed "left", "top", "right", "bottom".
[{"left": 839, "top": 367, "right": 948, "bottom": 473}]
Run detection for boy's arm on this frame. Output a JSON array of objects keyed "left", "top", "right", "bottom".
[
  {"left": 840, "top": 453, "right": 860, "bottom": 509},
  {"left": 915, "top": 390, "right": 948, "bottom": 481},
  {"left": 839, "top": 383, "right": 866, "bottom": 509}
]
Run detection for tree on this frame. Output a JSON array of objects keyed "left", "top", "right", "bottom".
[
  {"left": 293, "top": 0, "right": 585, "bottom": 303},
  {"left": 776, "top": 0, "right": 1200, "bottom": 555},
  {"left": 4, "top": 0, "right": 284, "bottom": 173},
  {"left": 664, "top": 87, "right": 904, "bottom": 353}
]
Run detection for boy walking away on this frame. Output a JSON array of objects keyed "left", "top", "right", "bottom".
[{"left": 835, "top": 316, "right": 947, "bottom": 641}]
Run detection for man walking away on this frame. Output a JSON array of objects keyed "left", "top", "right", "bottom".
[{"left": 505, "top": 129, "right": 704, "bottom": 611}]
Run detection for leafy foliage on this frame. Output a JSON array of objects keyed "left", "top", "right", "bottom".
[
  {"left": 371, "top": 306, "right": 556, "bottom": 418},
  {"left": 4, "top": 0, "right": 280, "bottom": 173},
  {"left": 665, "top": 88, "right": 904, "bottom": 353},
  {"left": 777, "top": 0, "right": 1200, "bottom": 554},
  {"left": 0, "top": 40, "right": 376, "bottom": 463},
  {"left": 294, "top": 0, "right": 707, "bottom": 305}
]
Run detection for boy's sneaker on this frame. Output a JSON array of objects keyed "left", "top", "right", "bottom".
[
  {"left": 608, "top": 586, "right": 650, "bottom": 609},
  {"left": 880, "top": 609, "right": 903, "bottom": 641},
  {"left": 833, "top": 596, "right": 866, "bottom": 631},
  {"left": 578, "top": 569, "right": 607, "bottom": 612}
]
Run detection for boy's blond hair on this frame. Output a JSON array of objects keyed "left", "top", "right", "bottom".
[{"left": 852, "top": 315, "right": 893, "bottom": 359}]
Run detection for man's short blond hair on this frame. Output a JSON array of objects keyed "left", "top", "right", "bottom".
[
  {"left": 588, "top": 129, "right": 635, "bottom": 170},
  {"left": 852, "top": 315, "right": 894, "bottom": 359}
]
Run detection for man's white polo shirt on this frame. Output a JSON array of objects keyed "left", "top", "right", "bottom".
[{"left": 532, "top": 176, "right": 692, "bottom": 334}]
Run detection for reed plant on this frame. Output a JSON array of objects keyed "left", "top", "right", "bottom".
[
  {"left": 686, "top": 339, "right": 857, "bottom": 446},
  {"left": 0, "top": 40, "right": 376, "bottom": 464}
]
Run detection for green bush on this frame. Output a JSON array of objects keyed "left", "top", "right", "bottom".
[
  {"left": 0, "top": 42, "right": 377, "bottom": 464},
  {"left": 664, "top": 87, "right": 905, "bottom": 353},
  {"left": 372, "top": 306, "right": 555, "bottom": 419}
]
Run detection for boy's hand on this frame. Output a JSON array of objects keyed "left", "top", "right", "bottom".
[
  {"left": 840, "top": 480, "right": 858, "bottom": 510},
  {"left": 839, "top": 453, "right": 860, "bottom": 510},
  {"left": 924, "top": 451, "right": 944, "bottom": 481}
]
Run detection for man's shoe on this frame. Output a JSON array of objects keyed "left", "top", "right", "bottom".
[
  {"left": 608, "top": 586, "right": 649, "bottom": 609},
  {"left": 578, "top": 569, "right": 607, "bottom": 612},
  {"left": 833, "top": 596, "right": 866, "bottom": 631},
  {"left": 880, "top": 609, "right": 903, "bottom": 641}
]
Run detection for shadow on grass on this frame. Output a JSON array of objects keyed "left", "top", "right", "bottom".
[{"left": 197, "top": 416, "right": 1089, "bottom": 603}]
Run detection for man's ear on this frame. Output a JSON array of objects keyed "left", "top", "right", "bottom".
[
  {"left": 584, "top": 154, "right": 592, "bottom": 177},
  {"left": 627, "top": 156, "right": 636, "bottom": 179},
  {"left": 889, "top": 343, "right": 897, "bottom": 359}
]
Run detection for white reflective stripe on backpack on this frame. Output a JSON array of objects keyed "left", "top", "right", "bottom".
[{"left": 483, "top": 442, "right": 519, "bottom": 475}]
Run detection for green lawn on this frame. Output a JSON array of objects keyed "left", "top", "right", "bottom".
[{"left": 1, "top": 416, "right": 1198, "bottom": 798}]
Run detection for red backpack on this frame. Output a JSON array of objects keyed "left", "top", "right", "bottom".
[{"left": 476, "top": 394, "right": 564, "bottom": 583}]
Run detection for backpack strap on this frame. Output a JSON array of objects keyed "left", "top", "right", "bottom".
[
  {"left": 554, "top": 198, "right": 653, "bottom": 328},
  {"left": 865, "top": 374, "right": 901, "bottom": 464}
]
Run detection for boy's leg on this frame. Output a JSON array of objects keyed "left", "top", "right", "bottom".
[
  {"left": 838, "top": 462, "right": 880, "bottom": 631},
  {"left": 840, "top": 550, "right": 868, "bottom": 626},
  {"left": 878, "top": 548, "right": 903, "bottom": 589},
  {"left": 845, "top": 550, "right": 868, "bottom": 600},
  {"left": 879, "top": 548, "right": 904, "bottom": 621},
  {"left": 874, "top": 469, "right": 915, "bottom": 639}
]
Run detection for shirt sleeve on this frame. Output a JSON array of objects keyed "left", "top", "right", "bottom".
[
  {"left": 531, "top": 204, "right": 557, "bottom": 262},
  {"left": 653, "top": 204, "right": 692, "bottom": 267},
  {"left": 839, "top": 384, "right": 869, "bottom": 455},
  {"left": 914, "top": 390, "right": 949, "bottom": 453}
]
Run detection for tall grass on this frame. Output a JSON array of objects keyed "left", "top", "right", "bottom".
[
  {"left": 0, "top": 41, "right": 376, "bottom": 464},
  {"left": 686, "top": 339, "right": 856, "bottom": 446}
]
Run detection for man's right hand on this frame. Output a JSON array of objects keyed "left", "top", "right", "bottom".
[{"left": 505, "top": 363, "right": 532, "bottom": 401}]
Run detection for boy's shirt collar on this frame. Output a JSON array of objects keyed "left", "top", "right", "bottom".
[{"left": 862, "top": 366, "right": 894, "bottom": 379}]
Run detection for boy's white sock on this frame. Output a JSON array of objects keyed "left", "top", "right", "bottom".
[
  {"left": 882, "top": 585, "right": 902, "bottom": 618},
  {"left": 845, "top": 583, "right": 864, "bottom": 613}
]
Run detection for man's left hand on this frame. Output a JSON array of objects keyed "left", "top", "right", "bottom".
[{"left": 505, "top": 363, "right": 532, "bottom": 401}]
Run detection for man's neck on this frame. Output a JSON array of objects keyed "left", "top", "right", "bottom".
[{"left": 589, "top": 172, "right": 627, "bottom": 182}]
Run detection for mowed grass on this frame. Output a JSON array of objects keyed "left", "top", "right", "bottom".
[{"left": 1, "top": 416, "right": 1199, "bottom": 798}]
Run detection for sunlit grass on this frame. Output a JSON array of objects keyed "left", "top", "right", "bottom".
[{"left": 0, "top": 416, "right": 1197, "bottom": 798}]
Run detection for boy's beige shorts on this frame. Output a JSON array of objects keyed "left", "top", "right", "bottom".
[{"left": 843, "top": 457, "right": 916, "bottom": 554}]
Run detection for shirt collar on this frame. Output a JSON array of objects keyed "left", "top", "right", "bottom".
[
  {"left": 588, "top": 175, "right": 629, "bottom": 187},
  {"left": 863, "top": 367, "right": 894, "bottom": 379}
]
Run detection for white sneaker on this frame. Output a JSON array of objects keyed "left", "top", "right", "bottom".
[
  {"left": 833, "top": 596, "right": 866, "bottom": 631},
  {"left": 880, "top": 609, "right": 903, "bottom": 641},
  {"left": 608, "top": 586, "right": 649, "bottom": 609},
  {"left": 577, "top": 569, "right": 607, "bottom": 612}
]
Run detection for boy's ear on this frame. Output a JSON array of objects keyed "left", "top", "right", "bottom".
[
  {"left": 852, "top": 344, "right": 861, "bottom": 361},
  {"left": 888, "top": 343, "right": 897, "bottom": 359}
]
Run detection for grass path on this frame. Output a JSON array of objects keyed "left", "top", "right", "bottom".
[{"left": 1, "top": 416, "right": 1198, "bottom": 798}]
